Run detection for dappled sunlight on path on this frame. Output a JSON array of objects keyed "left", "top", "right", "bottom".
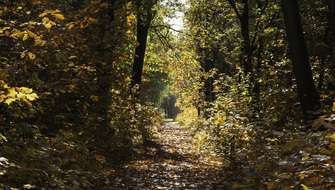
[{"left": 109, "top": 122, "right": 225, "bottom": 190}]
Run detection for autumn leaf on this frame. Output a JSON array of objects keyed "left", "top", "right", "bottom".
[
  {"left": 301, "top": 184, "right": 310, "bottom": 190},
  {"left": 52, "top": 13, "right": 65, "bottom": 21},
  {"left": 17, "top": 87, "right": 33, "bottom": 94},
  {"left": 4, "top": 98, "right": 16, "bottom": 105},
  {"left": 22, "top": 33, "right": 29, "bottom": 41},
  {"left": 7, "top": 88, "right": 16, "bottom": 97},
  {"left": 20, "top": 52, "right": 26, "bottom": 59},
  {"left": 0, "top": 133, "right": 7, "bottom": 142},
  {"left": 39, "top": 9, "right": 55, "bottom": 17},
  {"left": 66, "top": 22, "right": 76, "bottom": 30},
  {"left": 39, "top": 9, "right": 65, "bottom": 21},
  {"left": 27, "top": 30, "right": 38, "bottom": 38},
  {"left": 27, "top": 52, "right": 36, "bottom": 60},
  {"left": 42, "top": 17, "right": 56, "bottom": 29}
]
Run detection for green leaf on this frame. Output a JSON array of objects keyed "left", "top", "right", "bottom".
[
  {"left": 301, "top": 184, "right": 310, "bottom": 190},
  {"left": 0, "top": 133, "right": 7, "bottom": 142}
]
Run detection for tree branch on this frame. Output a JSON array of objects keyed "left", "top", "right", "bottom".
[{"left": 227, "top": 0, "right": 241, "bottom": 19}]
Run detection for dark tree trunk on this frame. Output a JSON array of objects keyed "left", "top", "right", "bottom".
[
  {"left": 131, "top": 21, "right": 150, "bottom": 88},
  {"left": 203, "top": 59, "right": 215, "bottom": 103},
  {"left": 327, "top": 0, "right": 335, "bottom": 75},
  {"left": 130, "top": 0, "right": 156, "bottom": 144},
  {"left": 240, "top": 1, "right": 253, "bottom": 74},
  {"left": 281, "top": 0, "right": 320, "bottom": 117},
  {"left": 197, "top": 48, "right": 215, "bottom": 118},
  {"left": 131, "top": 1, "right": 155, "bottom": 92},
  {"left": 95, "top": 1, "right": 115, "bottom": 129},
  {"left": 95, "top": 0, "right": 127, "bottom": 129}
]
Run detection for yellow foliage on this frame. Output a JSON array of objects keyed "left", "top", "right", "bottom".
[
  {"left": 193, "top": 130, "right": 210, "bottom": 152},
  {"left": 42, "top": 17, "right": 56, "bottom": 29},
  {"left": 10, "top": 30, "right": 25, "bottom": 39},
  {"left": 39, "top": 9, "right": 65, "bottom": 21},
  {"left": 0, "top": 80, "right": 39, "bottom": 105},
  {"left": 52, "top": 13, "right": 65, "bottom": 21},
  {"left": 22, "top": 33, "right": 29, "bottom": 41},
  {"left": 127, "top": 13, "right": 136, "bottom": 27},
  {"left": 176, "top": 107, "right": 199, "bottom": 127},
  {"left": 301, "top": 184, "right": 310, "bottom": 190},
  {"left": 27, "top": 30, "right": 38, "bottom": 38},
  {"left": 27, "top": 52, "right": 36, "bottom": 60}
]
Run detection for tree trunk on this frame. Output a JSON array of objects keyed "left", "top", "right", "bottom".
[
  {"left": 130, "top": 0, "right": 156, "bottom": 144},
  {"left": 197, "top": 48, "right": 215, "bottom": 118},
  {"left": 240, "top": 1, "right": 253, "bottom": 75},
  {"left": 281, "top": 0, "right": 320, "bottom": 118},
  {"left": 131, "top": 21, "right": 150, "bottom": 88},
  {"left": 95, "top": 1, "right": 115, "bottom": 130},
  {"left": 131, "top": 1, "right": 155, "bottom": 92},
  {"left": 327, "top": 0, "right": 335, "bottom": 78}
]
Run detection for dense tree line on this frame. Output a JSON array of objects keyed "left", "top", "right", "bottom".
[
  {"left": 0, "top": 0, "right": 334, "bottom": 188},
  {"left": 176, "top": 0, "right": 334, "bottom": 121}
]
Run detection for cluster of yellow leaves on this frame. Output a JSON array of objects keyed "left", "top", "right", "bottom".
[
  {"left": 10, "top": 29, "right": 46, "bottom": 46},
  {"left": 0, "top": 80, "right": 39, "bottom": 106},
  {"left": 127, "top": 12, "right": 136, "bottom": 27},
  {"left": 41, "top": 17, "right": 56, "bottom": 29},
  {"left": 20, "top": 51, "right": 36, "bottom": 60},
  {"left": 39, "top": 9, "right": 65, "bottom": 29}
]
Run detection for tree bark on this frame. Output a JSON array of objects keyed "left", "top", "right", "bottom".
[
  {"left": 240, "top": 1, "right": 253, "bottom": 74},
  {"left": 197, "top": 48, "right": 215, "bottom": 118},
  {"left": 131, "top": 0, "right": 155, "bottom": 92},
  {"left": 327, "top": 0, "right": 335, "bottom": 77},
  {"left": 95, "top": 1, "right": 114, "bottom": 130},
  {"left": 228, "top": 0, "right": 253, "bottom": 74},
  {"left": 281, "top": 0, "right": 320, "bottom": 117}
]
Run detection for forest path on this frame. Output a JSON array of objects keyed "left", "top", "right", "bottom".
[{"left": 109, "top": 122, "right": 225, "bottom": 190}]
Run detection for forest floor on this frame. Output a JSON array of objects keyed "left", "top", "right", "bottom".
[
  {"left": 109, "top": 122, "right": 226, "bottom": 190},
  {"left": 1, "top": 118, "right": 335, "bottom": 189},
  {"left": 111, "top": 119, "right": 335, "bottom": 190},
  {"left": 109, "top": 119, "right": 335, "bottom": 190}
]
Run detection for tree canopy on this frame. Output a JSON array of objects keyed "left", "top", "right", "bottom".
[{"left": 0, "top": 0, "right": 335, "bottom": 189}]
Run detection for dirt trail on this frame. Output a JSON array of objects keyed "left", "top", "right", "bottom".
[{"left": 110, "top": 122, "right": 225, "bottom": 190}]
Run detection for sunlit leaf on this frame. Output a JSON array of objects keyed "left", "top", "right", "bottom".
[
  {"left": 42, "top": 17, "right": 56, "bottom": 29},
  {"left": 4, "top": 98, "right": 16, "bottom": 105},
  {"left": 52, "top": 13, "right": 65, "bottom": 21},
  {"left": 301, "top": 184, "right": 310, "bottom": 190},
  {"left": 27, "top": 52, "right": 36, "bottom": 60},
  {"left": 25, "top": 93, "right": 39, "bottom": 101},
  {"left": 0, "top": 133, "right": 7, "bottom": 142},
  {"left": 22, "top": 33, "right": 29, "bottom": 41},
  {"left": 17, "top": 87, "right": 33, "bottom": 94}
]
